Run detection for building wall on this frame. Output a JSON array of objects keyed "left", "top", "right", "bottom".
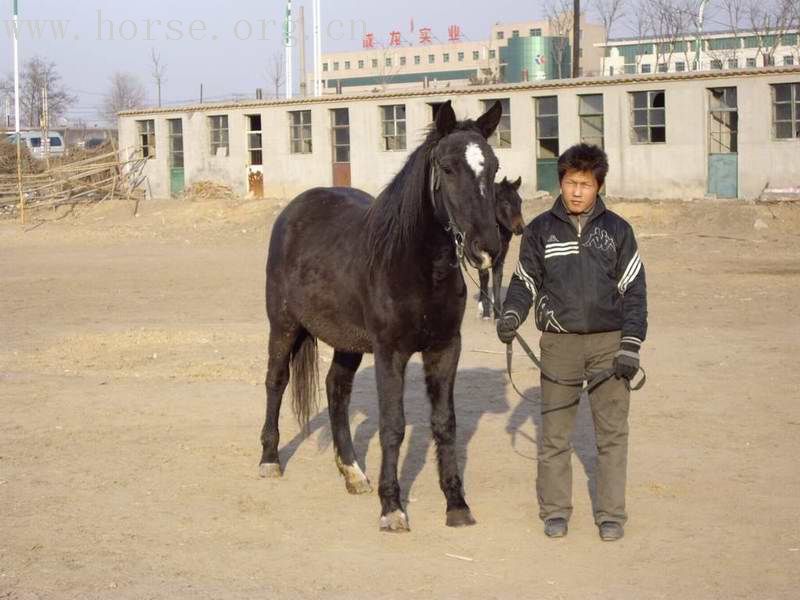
[{"left": 119, "top": 68, "right": 800, "bottom": 202}]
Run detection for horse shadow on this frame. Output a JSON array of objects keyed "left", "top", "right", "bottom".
[
  {"left": 505, "top": 382, "right": 601, "bottom": 514},
  {"left": 277, "top": 363, "right": 510, "bottom": 501}
]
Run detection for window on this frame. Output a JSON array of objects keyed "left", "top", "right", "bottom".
[
  {"left": 497, "top": 31, "right": 504, "bottom": 40},
  {"left": 489, "top": 49, "right": 496, "bottom": 59},
  {"left": 764, "top": 55, "right": 775, "bottom": 67},
  {"left": 579, "top": 94, "right": 604, "bottom": 149},
  {"left": 630, "top": 90, "right": 666, "bottom": 143},
  {"left": 246, "top": 114, "right": 262, "bottom": 166},
  {"left": 708, "top": 87, "right": 737, "bottom": 153},
  {"left": 136, "top": 119, "right": 155, "bottom": 159},
  {"left": 676, "top": 61, "right": 686, "bottom": 72},
  {"left": 458, "top": 52, "right": 464, "bottom": 62},
  {"left": 333, "top": 62, "right": 339, "bottom": 71},
  {"left": 209, "top": 115, "right": 229, "bottom": 156},
  {"left": 746, "top": 57, "right": 756, "bottom": 68},
  {"left": 331, "top": 108, "right": 350, "bottom": 163},
  {"left": 358, "top": 60, "right": 364, "bottom": 69},
  {"left": 535, "top": 96, "right": 559, "bottom": 159},
  {"left": 372, "top": 58, "right": 378, "bottom": 68},
  {"left": 443, "top": 53, "right": 450, "bottom": 63},
  {"left": 512, "top": 30, "right": 519, "bottom": 38},
  {"left": 29, "top": 137, "right": 41, "bottom": 148},
  {"left": 473, "top": 50, "right": 480, "bottom": 60},
  {"left": 49, "top": 136, "right": 62, "bottom": 147},
  {"left": 711, "top": 59, "right": 723, "bottom": 70},
  {"left": 428, "top": 54, "right": 435, "bottom": 64},
  {"left": 727, "top": 59, "right": 739, "bottom": 69},
  {"left": 344, "top": 61, "right": 350, "bottom": 69},
  {"left": 400, "top": 56, "right": 406, "bottom": 66},
  {"left": 169, "top": 118, "right": 184, "bottom": 168},
  {"left": 323, "top": 63, "right": 328, "bottom": 72},
  {"left": 641, "top": 63, "right": 652, "bottom": 73},
  {"left": 381, "top": 105, "right": 406, "bottom": 151},
  {"left": 530, "top": 28, "right": 542, "bottom": 37},
  {"left": 657, "top": 63, "right": 668, "bottom": 73},
  {"left": 385, "top": 57, "right": 392, "bottom": 67},
  {"left": 784, "top": 55, "right": 795, "bottom": 66},
  {"left": 414, "top": 55, "right": 421, "bottom": 65},
  {"left": 289, "top": 110, "right": 312, "bottom": 154},
  {"left": 482, "top": 98, "right": 511, "bottom": 148},
  {"left": 772, "top": 83, "right": 800, "bottom": 139}
]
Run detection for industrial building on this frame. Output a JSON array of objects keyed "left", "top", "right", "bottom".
[{"left": 118, "top": 66, "right": 800, "bottom": 202}]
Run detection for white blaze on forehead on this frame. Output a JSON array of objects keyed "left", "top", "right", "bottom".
[{"left": 465, "top": 142, "right": 485, "bottom": 179}]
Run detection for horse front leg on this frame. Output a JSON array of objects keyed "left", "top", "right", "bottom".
[
  {"left": 422, "top": 335, "right": 476, "bottom": 527},
  {"left": 374, "top": 346, "right": 412, "bottom": 532},
  {"left": 478, "top": 268, "right": 492, "bottom": 320},
  {"left": 492, "top": 263, "right": 504, "bottom": 319}
]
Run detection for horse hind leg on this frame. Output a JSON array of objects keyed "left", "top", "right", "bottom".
[
  {"left": 327, "top": 351, "right": 372, "bottom": 495},
  {"left": 259, "top": 322, "right": 301, "bottom": 478}
]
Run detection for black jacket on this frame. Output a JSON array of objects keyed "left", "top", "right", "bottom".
[{"left": 503, "top": 196, "right": 648, "bottom": 345}]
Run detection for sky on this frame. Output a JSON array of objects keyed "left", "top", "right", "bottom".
[{"left": 1, "top": 0, "right": 555, "bottom": 126}]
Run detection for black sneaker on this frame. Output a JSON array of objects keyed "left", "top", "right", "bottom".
[
  {"left": 599, "top": 521, "right": 624, "bottom": 541},
  {"left": 544, "top": 518, "right": 568, "bottom": 538}
]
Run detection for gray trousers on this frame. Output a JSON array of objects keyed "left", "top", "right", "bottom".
[{"left": 537, "top": 330, "right": 630, "bottom": 525}]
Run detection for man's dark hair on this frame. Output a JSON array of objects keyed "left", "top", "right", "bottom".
[{"left": 557, "top": 143, "right": 609, "bottom": 187}]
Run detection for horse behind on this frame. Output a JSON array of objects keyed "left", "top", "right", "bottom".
[
  {"left": 477, "top": 176, "right": 524, "bottom": 320},
  {"left": 259, "top": 100, "right": 504, "bottom": 532}
]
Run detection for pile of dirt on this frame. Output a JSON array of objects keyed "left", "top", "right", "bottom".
[{"left": 183, "top": 181, "right": 236, "bottom": 202}]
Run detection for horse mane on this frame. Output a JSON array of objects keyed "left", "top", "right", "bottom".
[{"left": 365, "top": 119, "right": 481, "bottom": 269}]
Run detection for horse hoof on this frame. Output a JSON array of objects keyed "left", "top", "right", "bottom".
[
  {"left": 446, "top": 508, "right": 476, "bottom": 527},
  {"left": 345, "top": 477, "right": 373, "bottom": 495},
  {"left": 380, "top": 510, "right": 410, "bottom": 532},
  {"left": 481, "top": 315, "right": 492, "bottom": 321},
  {"left": 259, "top": 462, "right": 283, "bottom": 478},
  {"left": 335, "top": 456, "right": 373, "bottom": 494}
]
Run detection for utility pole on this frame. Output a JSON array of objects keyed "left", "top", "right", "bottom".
[
  {"left": 572, "top": 0, "right": 581, "bottom": 77},
  {"left": 299, "top": 5, "right": 307, "bottom": 97},
  {"left": 284, "top": 0, "right": 293, "bottom": 99},
  {"left": 42, "top": 76, "right": 50, "bottom": 170},
  {"left": 12, "top": 0, "right": 25, "bottom": 223}
]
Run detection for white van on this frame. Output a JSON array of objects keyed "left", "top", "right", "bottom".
[{"left": 3, "top": 130, "right": 65, "bottom": 158}]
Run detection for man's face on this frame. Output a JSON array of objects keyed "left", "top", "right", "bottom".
[{"left": 560, "top": 169, "right": 600, "bottom": 215}]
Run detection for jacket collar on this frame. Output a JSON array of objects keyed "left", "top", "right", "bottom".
[{"left": 550, "top": 194, "right": 607, "bottom": 225}]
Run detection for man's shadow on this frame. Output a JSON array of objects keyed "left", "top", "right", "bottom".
[
  {"left": 505, "top": 383, "right": 600, "bottom": 514},
  {"left": 276, "top": 363, "right": 509, "bottom": 501}
]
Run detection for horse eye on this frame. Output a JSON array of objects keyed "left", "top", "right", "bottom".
[{"left": 441, "top": 165, "right": 454, "bottom": 175}]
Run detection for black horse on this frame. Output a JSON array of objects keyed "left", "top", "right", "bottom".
[
  {"left": 259, "top": 100, "right": 503, "bottom": 531},
  {"left": 477, "top": 176, "right": 524, "bottom": 320}
]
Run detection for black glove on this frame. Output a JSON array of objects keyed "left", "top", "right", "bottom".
[
  {"left": 613, "top": 341, "right": 640, "bottom": 380},
  {"left": 496, "top": 312, "right": 520, "bottom": 344}
]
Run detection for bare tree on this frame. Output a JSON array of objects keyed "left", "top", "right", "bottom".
[
  {"left": 644, "top": 0, "right": 697, "bottom": 71},
  {"left": 591, "top": 0, "right": 627, "bottom": 74},
  {"left": 545, "top": 0, "right": 575, "bottom": 78},
  {"left": 264, "top": 52, "right": 285, "bottom": 98},
  {"left": 0, "top": 57, "right": 76, "bottom": 128},
  {"left": 150, "top": 48, "right": 167, "bottom": 107},
  {"left": 103, "top": 72, "right": 146, "bottom": 124},
  {"left": 746, "top": 0, "right": 798, "bottom": 66}
]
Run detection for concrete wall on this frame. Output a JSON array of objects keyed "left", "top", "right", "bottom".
[{"left": 119, "top": 68, "right": 800, "bottom": 201}]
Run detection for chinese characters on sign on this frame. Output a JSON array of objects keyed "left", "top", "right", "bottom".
[{"left": 363, "top": 25, "right": 463, "bottom": 49}]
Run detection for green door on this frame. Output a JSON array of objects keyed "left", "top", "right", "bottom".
[
  {"left": 707, "top": 87, "right": 738, "bottom": 198},
  {"left": 535, "top": 96, "right": 560, "bottom": 195},
  {"left": 168, "top": 118, "right": 185, "bottom": 197}
]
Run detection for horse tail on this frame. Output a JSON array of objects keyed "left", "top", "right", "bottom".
[{"left": 290, "top": 329, "right": 319, "bottom": 432}]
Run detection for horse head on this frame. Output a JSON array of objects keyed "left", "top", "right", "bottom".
[
  {"left": 495, "top": 176, "right": 524, "bottom": 236},
  {"left": 431, "top": 100, "right": 503, "bottom": 271}
]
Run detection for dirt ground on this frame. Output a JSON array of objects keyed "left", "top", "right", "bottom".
[{"left": 1, "top": 194, "right": 799, "bottom": 600}]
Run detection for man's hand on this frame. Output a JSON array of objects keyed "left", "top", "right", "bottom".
[
  {"left": 613, "top": 341, "right": 640, "bottom": 380},
  {"left": 496, "top": 312, "right": 520, "bottom": 344}
]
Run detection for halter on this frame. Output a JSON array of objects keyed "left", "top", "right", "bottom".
[{"left": 429, "top": 162, "right": 466, "bottom": 266}]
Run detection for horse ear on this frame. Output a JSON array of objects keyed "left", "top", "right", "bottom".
[
  {"left": 435, "top": 100, "right": 457, "bottom": 136},
  {"left": 475, "top": 100, "right": 503, "bottom": 139},
  {"left": 513, "top": 176, "right": 522, "bottom": 190},
  {"left": 501, "top": 176, "right": 508, "bottom": 184}
]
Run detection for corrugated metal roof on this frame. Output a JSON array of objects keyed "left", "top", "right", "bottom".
[{"left": 118, "top": 65, "right": 800, "bottom": 117}]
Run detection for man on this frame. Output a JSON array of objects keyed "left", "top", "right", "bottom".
[{"left": 497, "top": 143, "right": 647, "bottom": 541}]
